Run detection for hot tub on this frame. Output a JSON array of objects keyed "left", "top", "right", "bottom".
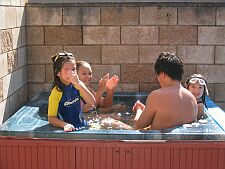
[{"left": 0, "top": 92, "right": 225, "bottom": 169}]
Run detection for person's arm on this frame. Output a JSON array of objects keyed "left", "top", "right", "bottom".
[
  {"left": 133, "top": 92, "right": 157, "bottom": 129},
  {"left": 197, "top": 103, "right": 205, "bottom": 119},
  {"left": 101, "top": 75, "right": 119, "bottom": 108}
]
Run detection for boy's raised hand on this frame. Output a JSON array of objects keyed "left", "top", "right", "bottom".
[{"left": 107, "top": 75, "right": 119, "bottom": 91}]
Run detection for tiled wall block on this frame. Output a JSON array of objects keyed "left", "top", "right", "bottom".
[
  {"left": 215, "top": 84, "right": 225, "bottom": 102},
  {"left": 0, "top": 79, "right": 3, "bottom": 101},
  {"left": 217, "top": 7, "right": 225, "bottom": 25},
  {"left": 27, "top": 65, "right": 45, "bottom": 83},
  {"left": 159, "top": 26, "right": 197, "bottom": 45},
  {"left": 63, "top": 7, "right": 100, "bottom": 25},
  {"left": 140, "top": 7, "right": 177, "bottom": 25},
  {"left": 27, "top": 46, "right": 63, "bottom": 64},
  {"left": 121, "top": 26, "right": 158, "bottom": 44},
  {"left": 83, "top": 26, "right": 120, "bottom": 44},
  {"left": 178, "top": 46, "right": 214, "bottom": 64},
  {"left": 0, "top": 30, "right": 13, "bottom": 53},
  {"left": 101, "top": 7, "right": 139, "bottom": 25},
  {"left": 198, "top": 27, "right": 225, "bottom": 45},
  {"left": 64, "top": 46, "right": 101, "bottom": 63},
  {"left": 215, "top": 46, "right": 225, "bottom": 64},
  {"left": 140, "top": 45, "right": 176, "bottom": 64},
  {"left": 121, "top": 64, "right": 156, "bottom": 83},
  {"left": 26, "top": 27, "right": 44, "bottom": 45},
  {"left": 91, "top": 65, "right": 120, "bottom": 82},
  {"left": 178, "top": 7, "right": 215, "bottom": 25},
  {"left": 45, "top": 26, "right": 82, "bottom": 45},
  {"left": 5, "top": 7, "right": 17, "bottom": 29},
  {"left": 197, "top": 65, "right": 225, "bottom": 83},
  {"left": 26, "top": 6, "right": 62, "bottom": 25},
  {"left": 102, "top": 46, "right": 138, "bottom": 64}
]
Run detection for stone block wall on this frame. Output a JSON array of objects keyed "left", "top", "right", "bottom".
[
  {"left": 26, "top": 2, "right": 225, "bottom": 111},
  {"left": 0, "top": 0, "right": 28, "bottom": 124}
]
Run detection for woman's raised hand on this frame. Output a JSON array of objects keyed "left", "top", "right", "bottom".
[
  {"left": 98, "top": 73, "right": 109, "bottom": 94},
  {"left": 107, "top": 75, "right": 119, "bottom": 91}
]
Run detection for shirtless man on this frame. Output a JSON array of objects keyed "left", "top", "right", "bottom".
[{"left": 133, "top": 52, "right": 197, "bottom": 130}]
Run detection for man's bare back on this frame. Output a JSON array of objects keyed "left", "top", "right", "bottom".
[
  {"left": 147, "top": 84, "right": 197, "bottom": 129},
  {"left": 133, "top": 52, "right": 198, "bottom": 130}
]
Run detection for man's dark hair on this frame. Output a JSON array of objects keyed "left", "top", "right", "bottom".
[{"left": 154, "top": 52, "right": 184, "bottom": 81}]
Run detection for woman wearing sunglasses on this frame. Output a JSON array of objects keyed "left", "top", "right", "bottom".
[
  {"left": 48, "top": 52, "right": 96, "bottom": 132},
  {"left": 186, "top": 74, "right": 209, "bottom": 119}
]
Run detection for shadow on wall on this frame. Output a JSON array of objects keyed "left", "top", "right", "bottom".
[{"left": 0, "top": 4, "right": 27, "bottom": 124}]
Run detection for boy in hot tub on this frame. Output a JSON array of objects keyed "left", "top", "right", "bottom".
[{"left": 132, "top": 52, "right": 198, "bottom": 130}]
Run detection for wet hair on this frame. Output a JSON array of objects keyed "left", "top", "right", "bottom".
[
  {"left": 186, "top": 74, "right": 208, "bottom": 108},
  {"left": 51, "top": 51, "right": 75, "bottom": 92},
  {"left": 155, "top": 52, "right": 184, "bottom": 81},
  {"left": 76, "top": 61, "right": 91, "bottom": 72}
]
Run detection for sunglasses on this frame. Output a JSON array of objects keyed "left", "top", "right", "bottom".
[
  {"left": 52, "top": 52, "right": 73, "bottom": 62},
  {"left": 189, "top": 77, "right": 206, "bottom": 86}
]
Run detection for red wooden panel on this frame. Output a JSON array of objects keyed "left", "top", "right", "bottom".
[
  {"left": 199, "top": 148, "right": 206, "bottom": 169},
  {"left": 62, "top": 147, "right": 70, "bottom": 169},
  {"left": 31, "top": 146, "right": 38, "bottom": 169},
  {"left": 49, "top": 146, "right": 56, "bottom": 169},
  {"left": 81, "top": 147, "right": 88, "bottom": 169},
  {"left": 157, "top": 148, "right": 164, "bottom": 169},
  {"left": 163, "top": 148, "right": 171, "bottom": 169},
  {"left": 205, "top": 148, "right": 212, "bottom": 169},
  {"left": 0, "top": 145, "right": 7, "bottom": 169},
  {"left": 211, "top": 149, "right": 218, "bottom": 169},
  {"left": 6, "top": 145, "right": 13, "bottom": 169},
  {"left": 87, "top": 147, "right": 94, "bottom": 169},
  {"left": 138, "top": 147, "right": 145, "bottom": 169},
  {"left": 113, "top": 147, "right": 120, "bottom": 169},
  {"left": 151, "top": 147, "right": 158, "bottom": 169},
  {"left": 186, "top": 148, "right": 193, "bottom": 169},
  {"left": 106, "top": 147, "right": 113, "bottom": 169},
  {"left": 19, "top": 146, "right": 26, "bottom": 169},
  {"left": 43, "top": 146, "right": 50, "bottom": 169},
  {"left": 172, "top": 148, "right": 180, "bottom": 169},
  {"left": 132, "top": 147, "right": 139, "bottom": 169},
  {"left": 12, "top": 146, "right": 19, "bottom": 169},
  {"left": 2, "top": 139, "right": 225, "bottom": 169},
  {"left": 75, "top": 147, "right": 81, "bottom": 169},
  {"left": 119, "top": 147, "right": 126, "bottom": 169},
  {"left": 93, "top": 147, "right": 101, "bottom": 169},
  {"left": 25, "top": 146, "right": 32, "bottom": 169},
  {"left": 125, "top": 147, "right": 132, "bottom": 169},
  {"left": 100, "top": 147, "right": 108, "bottom": 169},
  {"left": 192, "top": 148, "right": 199, "bottom": 169},
  {"left": 218, "top": 148, "right": 225, "bottom": 169},
  {"left": 179, "top": 148, "right": 187, "bottom": 169},
  {"left": 56, "top": 146, "right": 63, "bottom": 169},
  {"left": 144, "top": 147, "right": 152, "bottom": 169}
]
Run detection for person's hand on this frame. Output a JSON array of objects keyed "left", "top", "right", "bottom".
[
  {"left": 67, "top": 70, "right": 79, "bottom": 85},
  {"left": 132, "top": 100, "right": 145, "bottom": 112},
  {"left": 97, "top": 73, "right": 109, "bottom": 94},
  {"left": 64, "top": 124, "right": 75, "bottom": 132},
  {"left": 107, "top": 75, "right": 119, "bottom": 91}
]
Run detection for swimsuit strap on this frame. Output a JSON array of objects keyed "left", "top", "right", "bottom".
[{"left": 197, "top": 101, "right": 203, "bottom": 104}]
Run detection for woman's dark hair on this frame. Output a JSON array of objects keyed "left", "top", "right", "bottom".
[
  {"left": 51, "top": 51, "right": 75, "bottom": 91},
  {"left": 186, "top": 74, "right": 208, "bottom": 108},
  {"left": 155, "top": 52, "right": 184, "bottom": 81}
]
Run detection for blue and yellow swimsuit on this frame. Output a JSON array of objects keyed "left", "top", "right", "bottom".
[{"left": 48, "top": 84, "right": 86, "bottom": 128}]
